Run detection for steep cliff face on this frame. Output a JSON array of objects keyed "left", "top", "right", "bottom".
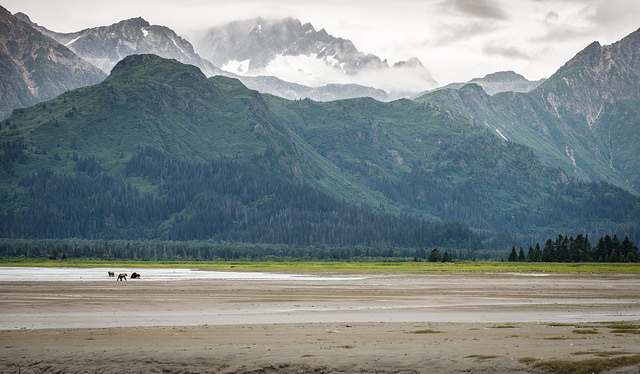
[
  {"left": 539, "top": 29, "right": 640, "bottom": 127},
  {"left": 416, "top": 28, "right": 640, "bottom": 195},
  {"left": 0, "top": 6, "right": 105, "bottom": 119}
]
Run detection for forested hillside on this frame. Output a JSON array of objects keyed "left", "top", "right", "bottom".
[
  {"left": 1, "top": 54, "right": 639, "bottom": 256},
  {"left": 265, "top": 95, "right": 640, "bottom": 245},
  {"left": 2, "top": 147, "right": 480, "bottom": 251}
]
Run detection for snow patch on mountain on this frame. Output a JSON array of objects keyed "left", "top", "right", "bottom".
[
  {"left": 258, "top": 54, "right": 345, "bottom": 87},
  {"left": 196, "top": 17, "right": 439, "bottom": 96},
  {"left": 495, "top": 128, "right": 508, "bottom": 141},
  {"left": 222, "top": 59, "right": 252, "bottom": 75},
  {"left": 65, "top": 36, "right": 81, "bottom": 46}
]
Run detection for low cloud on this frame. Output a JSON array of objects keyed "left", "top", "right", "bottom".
[
  {"left": 544, "top": 11, "right": 559, "bottom": 23},
  {"left": 483, "top": 41, "right": 532, "bottom": 59},
  {"left": 529, "top": 24, "right": 593, "bottom": 44},
  {"left": 430, "top": 21, "right": 500, "bottom": 46},
  {"left": 444, "top": 0, "right": 509, "bottom": 20}
]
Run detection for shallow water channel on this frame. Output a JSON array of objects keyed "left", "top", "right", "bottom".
[{"left": 0, "top": 266, "right": 362, "bottom": 282}]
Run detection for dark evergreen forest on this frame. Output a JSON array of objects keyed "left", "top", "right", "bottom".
[
  {"left": 1, "top": 147, "right": 481, "bottom": 251},
  {"left": 508, "top": 234, "right": 639, "bottom": 262}
]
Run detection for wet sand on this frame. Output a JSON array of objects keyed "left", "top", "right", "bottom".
[{"left": 1, "top": 271, "right": 640, "bottom": 373}]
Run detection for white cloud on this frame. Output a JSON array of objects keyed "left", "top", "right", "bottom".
[{"left": 443, "top": 0, "right": 509, "bottom": 20}]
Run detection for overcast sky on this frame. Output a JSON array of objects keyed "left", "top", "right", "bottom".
[{"left": 3, "top": 0, "right": 639, "bottom": 85}]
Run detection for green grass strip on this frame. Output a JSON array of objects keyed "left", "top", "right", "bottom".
[{"left": 1, "top": 258, "right": 640, "bottom": 273}]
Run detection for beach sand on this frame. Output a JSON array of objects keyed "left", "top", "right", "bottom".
[{"left": 1, "top": 271, "right": 640, "bottom": 373}]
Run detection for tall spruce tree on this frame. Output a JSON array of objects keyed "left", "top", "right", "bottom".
[
  {"left": 541, "top": 239, "right": 555, "bottom": 262},
  {"left": 508, "top": 246, "right": 518, "bottom": 262}
]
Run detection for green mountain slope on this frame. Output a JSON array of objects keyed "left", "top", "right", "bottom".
[
  {"left": 2, "top": 54, "right": 397, "bottom": 211},
  {"left": 417, "top": 28, "right": 640, "bottom": 195},
  {"left": 1, "top": 54, "right": 639, "bottom": 249},
  {"left": 265, "top": 94, "right": 640, "bottom": 243}
]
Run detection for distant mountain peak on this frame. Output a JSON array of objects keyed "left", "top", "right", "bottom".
[
  {"left": 422, "top": 70, "right": 545, "bottom": 97},
  {"left": 13, "top": 11, "right": 33, "bottom": 24},
  {"left": 195, "top": 17, "right": 438, "bottom": 94},
  {"left": 564, "top": 41, "right": 603, "bottom": 69},
  {"left": 541, "top": 26, "right": 640, "bottom": 126},
  {"left": 20, "top": 14, "right": 221, "bottom": 77},
  {"left": 393, "top": 57, "right": 424, "bottom": 69},
  {"left": 474, "top": 71, "right": 528, "bottom": 82}
]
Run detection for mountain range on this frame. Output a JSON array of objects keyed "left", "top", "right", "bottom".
[
  {"left": 11, "top": 13, "right": 429, "bottom": 103},
  {"left": 1, "top": 52, "right": 638, "bottom": 250},
  {"left": 14, "top": 13, "right": 222, "bottom": 78},
  {"left": 0, "top": 6, "right": 105, "bottom": 120},
  {"left": 194, "top": 17, "right": 438, "bottom": 97},
  {"left": 4, "top": 9, "right": 547, "bottom": 111},
  {"left": 1, "top": 5, "right": 639, "bottom": 254}
]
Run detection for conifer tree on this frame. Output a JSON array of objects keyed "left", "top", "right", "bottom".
[
  {"left": 541, "top": 239, "right": 555, "bottom": 262},
  {"left": 508, "top": 246, "right": 518, "bottom": 262},
  {"left": 533, "top": 243, "right": 542, "bottom": 262},
  {"left": 518, "top": 247, "right": 526, "bottom": 261},
  {"left": 442, "top": 249, "right": 452, "bottom": 262},
  {"left": 427, "top": 248, "right": 441, "bottom": 262}
]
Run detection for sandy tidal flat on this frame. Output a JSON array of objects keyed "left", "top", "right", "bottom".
[{"left": 1, "top": 270, "right": 640, "bottom": 373}]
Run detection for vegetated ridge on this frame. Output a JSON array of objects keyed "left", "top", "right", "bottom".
[
  {"left": 1, "top": 54, "right": 638, "bottom": 253},
  {"left": 418, "top": 28, "right": 640, "bottom": 196}
]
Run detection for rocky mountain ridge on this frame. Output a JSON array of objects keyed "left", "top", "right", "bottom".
[
  {"left": 539, "top": 29, "right": 640, "bottom": 126},
  {"left": 0, "top": 6, "right": 105, "bottom": 120},
  {"left": 417, "top": 27, "right": 640, "bottom": 195},
  {"left": 14, "top": 13, "right": 398, "bottom": 102},
  {"left": 15, "top": 13, "right": 221, "bottom": 77}
]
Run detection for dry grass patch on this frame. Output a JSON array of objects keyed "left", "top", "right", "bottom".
[
  {"left": 518, "top": 357, "right": 540, "bottom": 364},
  {"left": 532, "top": 354, "right": 640, "bottom": 374},
  {"left": 572, "top": 351, "right": 632, "bottom": 358},
  {"left": 604, "top": 323, "right": 640, "bottom": 334},
  {"left": 465, "top": 354, "right": 500, "bottom": 360},
  {"left": 411, "top": 329, "right": 441, "bottom": 334},
  {"left": 490, "top": 324, "right": 519, "bottom": 329},
  {"left": 572, "top": 329, "right": 599, "bottom": 335}
]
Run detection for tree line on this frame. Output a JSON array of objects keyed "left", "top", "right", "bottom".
[
  {"left": 507, "top": 234, "right": 639, "bottom": 262},
  {"left": 0, "top": 238, "right": 472, "bottom": 261}
]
